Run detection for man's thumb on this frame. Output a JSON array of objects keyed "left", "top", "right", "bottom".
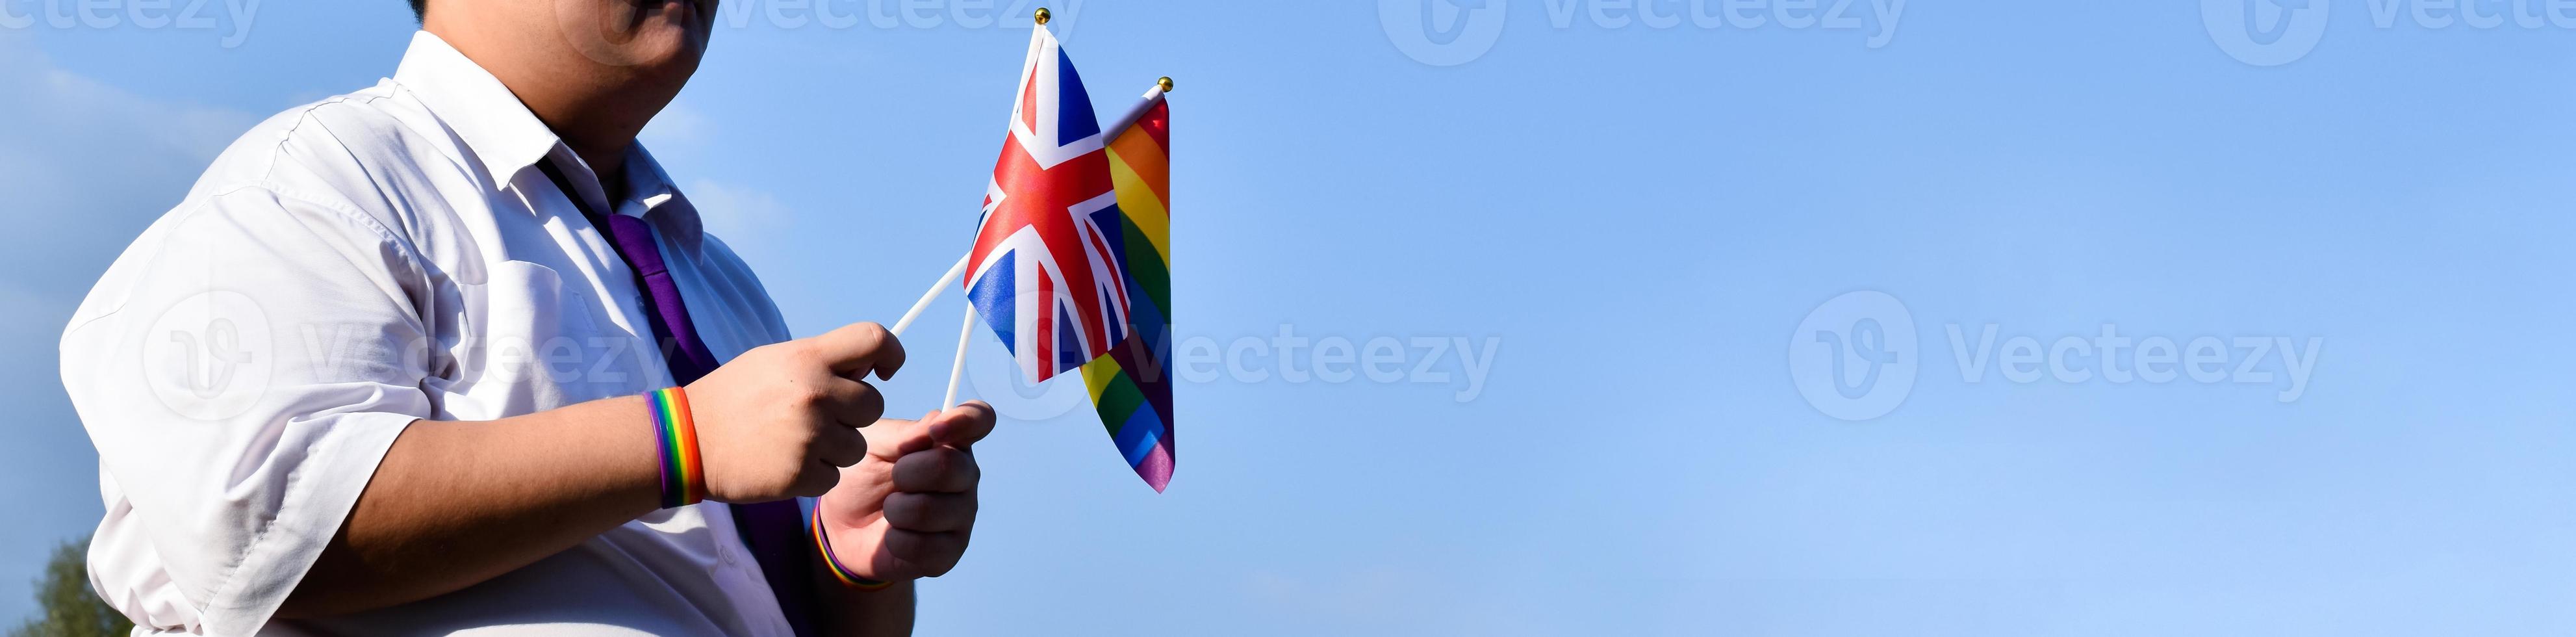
[
  {"left": 869, "top": 411, "right": 941, "bottom": 460},
  {"left": 809, "top": 322, "right": 908, "bottom": 380}
]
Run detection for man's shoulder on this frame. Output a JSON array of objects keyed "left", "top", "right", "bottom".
[
  {"left": 65, "top": 84, "right": 465, "bottom": 330},
  {"left": 192, "top": 79, "right": 470, "bottom": 212}
]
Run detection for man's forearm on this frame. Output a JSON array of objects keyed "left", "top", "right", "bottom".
[{"left": 280, "top": 396, "right": 664, "bottom": 618}]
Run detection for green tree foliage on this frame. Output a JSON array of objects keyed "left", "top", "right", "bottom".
[{"left": 9, "top": 538, "right": 131, "bottom": 637}]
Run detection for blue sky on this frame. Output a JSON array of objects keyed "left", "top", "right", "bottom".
[{"left": 4, "top": 0, "right": 2575, "bottom": 634}]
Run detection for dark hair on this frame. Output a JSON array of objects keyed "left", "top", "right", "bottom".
[{"left": 408, "top": 0, "right": 425, "bottom": 21}]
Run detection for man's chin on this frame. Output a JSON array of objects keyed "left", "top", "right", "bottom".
[
  {"left": 643, "top": 1, "right": 713, "bottom": 51},
  {"left": 618, "top": 1, "right": 711, "bottom": 65}
]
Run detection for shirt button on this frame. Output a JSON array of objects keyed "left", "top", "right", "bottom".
[{"left": 717, "top": 540, "right": 739, "bottom": 566}]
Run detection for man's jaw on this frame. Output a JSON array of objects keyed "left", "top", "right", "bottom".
[{"left": 637, "top": 0, "right": 711, "bottom": 25}]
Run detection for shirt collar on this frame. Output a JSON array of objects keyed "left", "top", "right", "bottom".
[
  {"left": 618, "top": 144, "right": 704, "bottom": 248},
  {"left": 392, "top": 31, "right": 703, "bottom": 249},
  {"left": 392, "top": 31, "right": 561, "bottom": 189}
]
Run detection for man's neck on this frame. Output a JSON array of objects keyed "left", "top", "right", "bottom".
[
  {"left": 568, "top": 140, "right": 630, "bottom": 203},
  {"left": 421, "top": 23, "right": 659, "bottom": 202}
]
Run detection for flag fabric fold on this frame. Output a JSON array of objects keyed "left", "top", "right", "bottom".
[{"left": 1080, "top": 87, "right": 1175, "bottom": 491}]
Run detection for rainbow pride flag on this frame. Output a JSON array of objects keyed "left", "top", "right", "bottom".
[{"left": 1079, "top": 84, "right": 1174, "bottom": 491}]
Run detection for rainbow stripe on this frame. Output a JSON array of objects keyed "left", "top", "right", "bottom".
[
  {"left": 1079, "top": 91, "right": 1175, "bottom": 492},
  {"left": 647, "top": 387, "right": 706, "bottom": 509},
  {"left": 811, "top": 512, "right": 892, "bottom": 590}
]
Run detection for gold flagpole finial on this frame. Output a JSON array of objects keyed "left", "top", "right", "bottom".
[
  {"left": 1158, "top": 77, "right": 1175, "bottom": 93},
  {"left": 1034, "top": 7, "right": 1051, "bottom": 25}
]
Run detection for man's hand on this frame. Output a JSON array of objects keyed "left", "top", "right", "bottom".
[
  {"left": 687, "top": 322, "right": 908, "bottom": 503},
  {"left": 816, "top": 402, "right": 996, "bottom": 580}
]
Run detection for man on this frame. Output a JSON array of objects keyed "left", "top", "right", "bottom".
[{"left": 57, "top": 0, "right": 990, "bottom": 634}]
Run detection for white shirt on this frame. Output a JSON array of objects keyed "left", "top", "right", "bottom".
[{"left": 60, "top": 32, "right": 800, "bottom": 636}]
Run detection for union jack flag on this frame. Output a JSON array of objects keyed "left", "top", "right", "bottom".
[{"left": 964, "top": 25, "right": 1130, "bottom": 383}]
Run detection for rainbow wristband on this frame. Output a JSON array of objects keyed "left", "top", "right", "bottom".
[
  {"left": 811, "top": 511, "right": 894, "bottom": 590},
  {"left": 647, "top": 387, "right": 706, "bottom": 510}
]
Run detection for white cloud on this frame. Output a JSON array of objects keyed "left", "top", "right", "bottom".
[
  {"left": 639, "top": 98, "right": 711, "bottom": 150},
  {"left": 641, "top": 96, "right": 796, "bottom": 268},
  {"left": 682, "top": 176, "right": 797, "bottom": 278},
  {"left": 684, "top": 177, "right": 791, "bottom": 242}
]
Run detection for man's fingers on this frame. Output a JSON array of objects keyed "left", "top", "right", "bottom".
[
  {"left": 880, "top": 528, "right": 969, "bottom": 578},
  {"left": 813, "top": 424, "right": 867, "bottom": 468},
  {"left": 928, "top": 401, "right": 998, "bottom": 448},
  {"left": 818, "top": 376, "right": 886, "bottom": 430},
  {"left": 863, "top": 413, "right": 939, "bottom": 461},
  {"left": 806, "top": 322, "right": 907, "bottom": 380},
  {"left": 861, "top": 406, "right": 989, "bottom": 489},
  {"left": 882, "top": 492, "right": 977, "bottom": 532},
  {"left": 893, "top": 447, "right": 978, "bottom": 493}
]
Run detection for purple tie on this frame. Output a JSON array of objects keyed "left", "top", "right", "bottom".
[{"left": 539, "top": 161, "right": 821, "bottom": 637}]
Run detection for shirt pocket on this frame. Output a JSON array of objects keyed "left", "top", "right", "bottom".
[{"left": 452, "top": 260, "right": 635, "bottom": 415}]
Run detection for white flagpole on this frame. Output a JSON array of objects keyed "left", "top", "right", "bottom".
[
  {"left": 897, "top": 8, "right": 1051, "bottom": 340},
  {"left": 888, "top": 254, "right": 970, "bottom": 339},
  {"left": 923, "top": 5, "right": 1058, "bottom": 410},
  {"left": 1102, "top": 77, "right": 1171, "bottom": 139},
  {"left": 943, "top": 307, "right": 975, "bottom": 409}
]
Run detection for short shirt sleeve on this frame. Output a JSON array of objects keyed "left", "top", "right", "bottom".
[{"left": 62, "top": 184, "right": 436, "bottom": 635}]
